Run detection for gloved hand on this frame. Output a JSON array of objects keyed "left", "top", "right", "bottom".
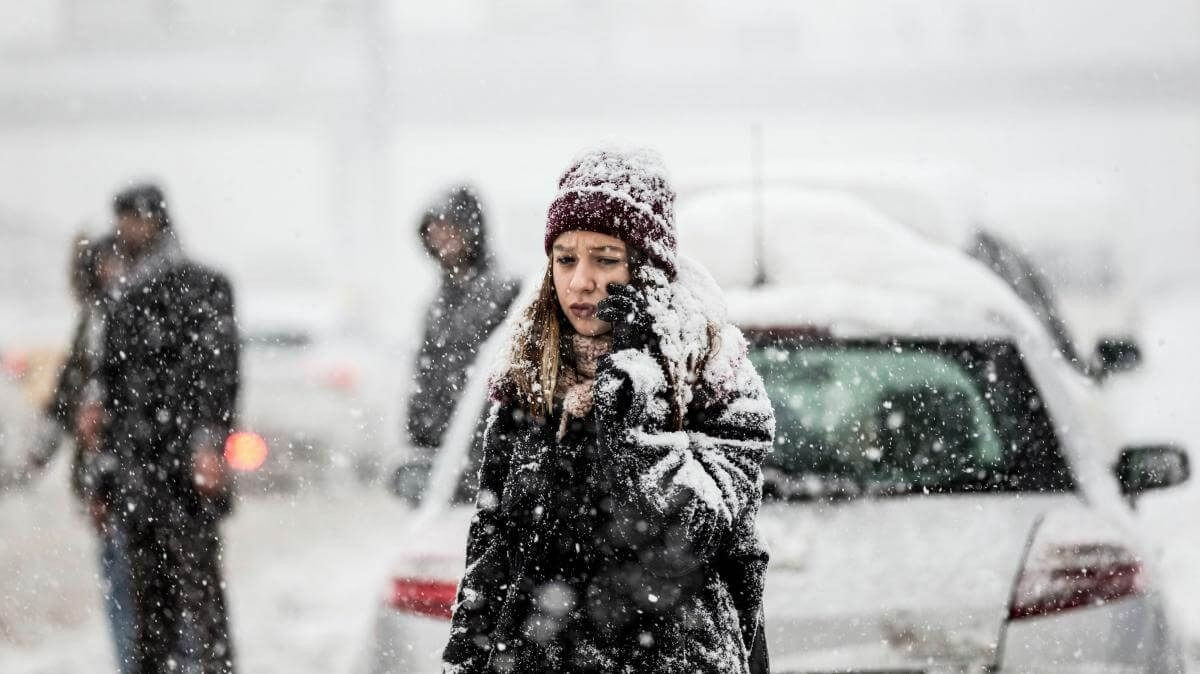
[
  {"left": 596, "top": 283, "right": 654, "bottom": 353},
  {"left": 193, "top": 449, "right": 228, "bottom": 496},
  {"left": 74, "top": 402, "right": 105, "bottom": 452},
  {"left": 595, "top": 284, "right": 666, "bottom": 432}
]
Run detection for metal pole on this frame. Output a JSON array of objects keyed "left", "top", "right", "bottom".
[{"left": 751, "top": 122, "right": 766, "bottom": 286}]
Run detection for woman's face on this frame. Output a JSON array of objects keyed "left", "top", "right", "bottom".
[{"left": 552, "top": 230, "right": 632, "bottom": 336}]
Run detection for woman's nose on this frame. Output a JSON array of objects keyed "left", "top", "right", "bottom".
[{"left": 569, "top": 264, "right": 596, "bottom": 294}]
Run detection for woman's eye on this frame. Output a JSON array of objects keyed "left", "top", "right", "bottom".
[
  {"left": 556, "top": 255, "right": 576, "bottom": 265},
  {"left": 598, "top": 257, "right": 622, "bottom": 266}
]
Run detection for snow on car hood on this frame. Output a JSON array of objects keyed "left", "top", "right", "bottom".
[{"left": 758, "top": 493, "right": 1074, "bottom": 670}]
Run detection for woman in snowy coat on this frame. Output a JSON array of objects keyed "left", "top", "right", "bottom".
[{"left": 443, "top": 149, "right": 774, "bottom": 674}]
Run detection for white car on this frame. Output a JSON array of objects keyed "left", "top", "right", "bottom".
[
  {"left": 235, "top": 322, "right": 404, "bottom": 492},
  {"left": 362, "top": 190, "right": 1189, "bottom": 673}
]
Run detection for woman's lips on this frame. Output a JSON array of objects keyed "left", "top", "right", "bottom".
[{"left": 569, "top": 303, "right": 596, "bottom": 319}]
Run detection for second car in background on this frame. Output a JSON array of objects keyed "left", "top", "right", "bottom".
[{"left": 235, "top": 320, "right": 405, "bottom": 493}]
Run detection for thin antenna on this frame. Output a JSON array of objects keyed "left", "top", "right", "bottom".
[{"left": 751, "top": 122, "right": 767, "bottom": 286}]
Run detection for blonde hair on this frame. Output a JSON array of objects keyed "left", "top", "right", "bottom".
[
  {"left": 504, "top": 261, "right": 562, "bottom": 419},
  {"left": 499, "top": 257, "right": 720, "bottom": 430}
]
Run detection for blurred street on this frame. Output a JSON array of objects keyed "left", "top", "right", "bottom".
[
  {"left": 0, "top": 465, "right": 408, "bottom": 673},
  {"left": 2, "top": 2, "right": 1200, "bottom": 673}
]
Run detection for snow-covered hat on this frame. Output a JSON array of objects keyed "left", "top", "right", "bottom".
[{"left": 545, "top": 148, "right": 678, "bottom": 277}]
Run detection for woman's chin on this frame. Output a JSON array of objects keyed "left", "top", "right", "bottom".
[{"left": 570, "top": 318, "right": 612, "bottom": 337}]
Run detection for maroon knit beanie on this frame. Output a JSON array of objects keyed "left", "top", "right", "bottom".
[{"left": 545, "top": 148, "right": 677, "bottom": 278}]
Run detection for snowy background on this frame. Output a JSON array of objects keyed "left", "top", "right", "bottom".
[{"left": 1, "top": 1, "right": 1199, "bottom": 671}]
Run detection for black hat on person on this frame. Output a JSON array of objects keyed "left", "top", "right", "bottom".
[{"left": 113, "top": 183, "right": 171, "bottom": 230}]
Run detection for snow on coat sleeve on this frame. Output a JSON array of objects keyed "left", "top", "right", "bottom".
[
  {"left": 443, "top": 404, "right": 515, "bottom": 673},
  {"left": 594, "top": 325, "right": 774, "bottom": 578}
]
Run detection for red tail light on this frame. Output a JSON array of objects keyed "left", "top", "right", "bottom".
[
  {"left": 1009, "top": 543, "right": 1143, "bottom": 620},
  {"left": 1, "top": 351, "right": 29, "bottom": 379},
  {"left": 317, "top": 364, "right": 359, "bottom": 393},
  {"left": 389, "top": 577, "right": 458, "bottom": 620}
]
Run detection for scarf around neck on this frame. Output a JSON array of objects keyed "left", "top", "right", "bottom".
[
  {"left": 554, "top": 332, "right": 612, "bottom": 440},
  {"left": 112, "top": 232, "right": 184, "bottom": 299}
]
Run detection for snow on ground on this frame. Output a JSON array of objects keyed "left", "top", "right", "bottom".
[
  {"left": 1109, "top": 290, "right": 1200, "bottom": 660},
  {"left": 0, "top": 458, "right": 412, "bottom": 674},
  {"left": 1145, "top": 474, "right": 1200, "bottom": 663}
]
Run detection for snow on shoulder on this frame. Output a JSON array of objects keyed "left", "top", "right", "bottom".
[
  {"left": 635, "top": 254, "right": 759, "bottom": 411},
  {"left": 616, "top": 254, "right": 771, "bottom": 529},
  {"left": 639, "top": 256, "right": 725, "bottom": 370}
]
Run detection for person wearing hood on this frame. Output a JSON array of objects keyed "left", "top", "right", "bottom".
[
  {"left": 441, "top": 150, "right": 774, "bottom": 673},
  {"left": 96, "top": 183, "right": 239, "bottom": 674},
  {"left": 406, "top": 186, "right": 519, "bottom": 452}
]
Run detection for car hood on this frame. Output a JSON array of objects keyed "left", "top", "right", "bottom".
[{"left": 759, "top": 493, "right": 1076, "bottom": 671}]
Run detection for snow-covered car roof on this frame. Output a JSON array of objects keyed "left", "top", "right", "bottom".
[
  {"left": 679, "top": 160, "right": 980, "bottom": 251},
  {"left": 677, "top": 186, "right": 1124, "bottom": 501},
  {"left": 678, "top": 186, "right": 1050, "bottom": 345}
]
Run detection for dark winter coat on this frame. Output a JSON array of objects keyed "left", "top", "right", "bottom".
[
  {"left": 97, "top": 245, "right": 239, "bottom": 526},
  {"left": 407, "top": 187, "right": 520, "bottom": 450},
  {"left": 42, "top": 308, "right": 106, "bottom": 500},
  {"left": 443, "top": 316, "right": 774, "bottom": 673},
  {"left": 45, "top": 314, "right": 90, "bottom": 431}
]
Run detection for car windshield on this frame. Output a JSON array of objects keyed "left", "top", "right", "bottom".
[
  {"left": 436, "top": 336, "right": 1074, "bottom": 506},
  {"left": 747, "top": 335, "right": 1074, "bottom": 500}
]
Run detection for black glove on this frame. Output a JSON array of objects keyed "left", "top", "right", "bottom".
[{"left": 596, "top": 283, "right": 654, "bottom": 353}]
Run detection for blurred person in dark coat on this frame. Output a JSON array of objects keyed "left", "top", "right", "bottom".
[
  {"left": 405, "top": 186, "right": 519, "bottom": 452},
  {"left": 19, "top": 234, "right": 114, "bottom": 490},
  {"left": 96, "top": 183, "right": 239, "bottom": 674},
  {"left": 10, "top": 233, "right": 136, "bottom": 671}
]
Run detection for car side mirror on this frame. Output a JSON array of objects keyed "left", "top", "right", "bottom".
[
  {"left": 1095, "top": 337, "right": 1141, "bottom": 379},
  {"left": 389, "top": 459, "right": 432, "bottom": 505},
  {"left": 1115, "top": 444, "right": 1189, "bottom": 498}
]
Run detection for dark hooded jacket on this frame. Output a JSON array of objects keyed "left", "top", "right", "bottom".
[
  {"left": 46, "top": 318, "right": 92, "bottom": 436},
  {"left": 443, "top": 262, "right": 774, "bottom": 674},
  {"left": 43, "top": 312, "right": 102, "bottom": 499},
  {"left": 407, "top": 187, "right": 520, "bottom": 450}
]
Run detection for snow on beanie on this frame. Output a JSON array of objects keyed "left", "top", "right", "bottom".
[{"left": 545, "top": 148, "right": 677, "bottom": 278}]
